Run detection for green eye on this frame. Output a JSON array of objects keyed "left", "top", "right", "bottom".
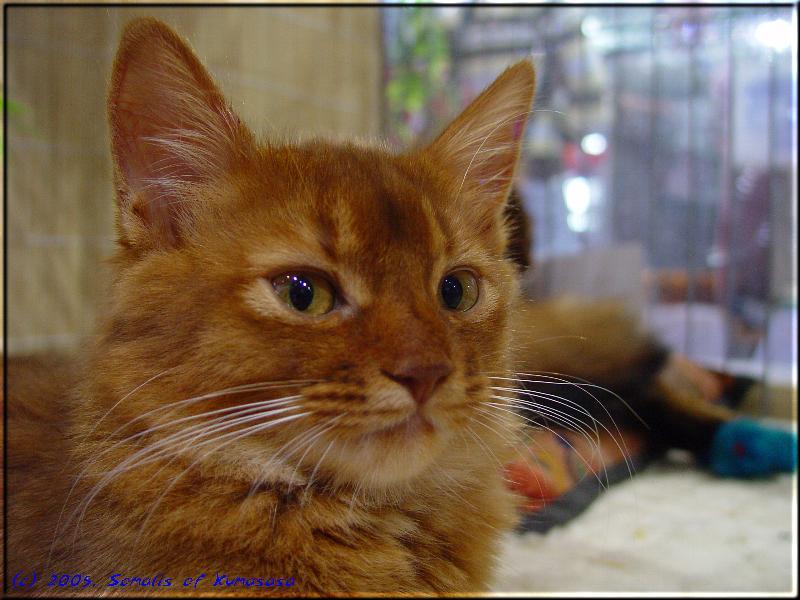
[
  {"left": 272, "top": 273, "right": 335, "bottom": 315},
  {"left": 440, "top": 270, "right": 479, "bottom": 312}
]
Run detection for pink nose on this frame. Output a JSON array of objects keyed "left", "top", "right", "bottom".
[{"left": 383, "top": 361, "right": 453, "bottom": 405}]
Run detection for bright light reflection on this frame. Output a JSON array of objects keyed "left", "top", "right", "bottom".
[
  {"left": 581, "top": 133, "right": 608, "bottom": 156},
  {"left": 563, "top": 176, "right": 592, "bottom": 215},
  {"left": 754, "top": 19, "right": 793, "bottom": 52},
  {"left": 581, "top": 16, "right": 602, "bottom": 37},
  {"left": 567, "top": 211, "right": 589, "bottom": 233}
]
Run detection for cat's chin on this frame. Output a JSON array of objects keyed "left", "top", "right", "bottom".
[{"left": 325, "top": 413, "right": 450, "bottom": 488}]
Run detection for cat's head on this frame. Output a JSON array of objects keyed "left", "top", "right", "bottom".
[{"left": 96, "top": 17, "right": 534, "bottom": 491}]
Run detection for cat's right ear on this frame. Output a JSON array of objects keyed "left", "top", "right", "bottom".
[{"left": 108, "top": 18, "right": 253, "bottom": 250}]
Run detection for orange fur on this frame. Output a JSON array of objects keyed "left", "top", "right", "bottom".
[{"left": 7, "top": 18, "right": 536, "bottom": 594}]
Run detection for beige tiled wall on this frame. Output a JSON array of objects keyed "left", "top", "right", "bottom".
[{"left": 5, "top": 6, "right": 383, "bottom": 355}]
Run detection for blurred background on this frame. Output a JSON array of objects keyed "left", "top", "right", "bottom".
[
  {"left": 2, "top": 4, "right": 797, "bottom": 594},
  {"left": 3, "top": 5, "right": 796, "bottom": 416},
  {"left": 382, "top": 4, "right": 797, "bottom": 421}
]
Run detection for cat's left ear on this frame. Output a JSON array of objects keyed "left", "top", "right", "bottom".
[{"left": 426, "top": 60, "right": 535, "bottom": 215}]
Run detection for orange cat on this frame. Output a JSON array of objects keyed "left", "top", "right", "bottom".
[{"left": 6, "top": 18, "right": 535, "bottom": 594}]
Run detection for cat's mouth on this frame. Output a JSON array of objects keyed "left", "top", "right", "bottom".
[{"left": 368, "top": 412, "right": 435, "bottom": 440}]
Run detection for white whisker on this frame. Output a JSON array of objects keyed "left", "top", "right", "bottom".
[
  {"left": 483, "top": 401, "right": 611, "bottom": 491},
  {"left": 68, "top": 401, "right": 303, "bottom": 547},
  {"left": 96, "top": 380, "right": 317, "bottom": 446},
  {"left": 83, "top": 368, "right": 175, "bottom": 440},
  {"left": 287, "top": 415, "right": 344, "bottom": 492},
  {"left": 489, "top": 395, "right": 613, "bottom": 487},
  {"left": 302, "top": 438, "right": 336, "bottom": 504},
  {"left": 131, "top": 411, "right": 311, "bottom": 555}
]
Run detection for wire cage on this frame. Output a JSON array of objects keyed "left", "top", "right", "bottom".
[{"left": 383, "top": 4, "right": 797, "bottom": 418}]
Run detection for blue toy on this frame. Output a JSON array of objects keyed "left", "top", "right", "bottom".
[{"left": 707, "top": 419, "right": 798, "bottom": 478}]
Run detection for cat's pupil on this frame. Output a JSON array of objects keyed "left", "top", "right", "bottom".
[
  {"left": 441, "top": 275, "right": 463, "bottom": 310},
  {"left": 289, "top": 276, "right": 314, "bottom": 311}
]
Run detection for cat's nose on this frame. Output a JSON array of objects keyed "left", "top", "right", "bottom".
[{"left": 383, "top": 361, "right": 453, "bottom": 406}]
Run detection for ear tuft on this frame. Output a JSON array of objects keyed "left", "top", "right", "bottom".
[
  {"left": 427, "top": 59, "right": 535, "bottom": 213},
  {"left": 108, "top": 18, "right": 252, "bottom": 249}
]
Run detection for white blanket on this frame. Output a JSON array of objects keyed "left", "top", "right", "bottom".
[{"left": 493, "top": 453, "right": 796, "bottom": 594}]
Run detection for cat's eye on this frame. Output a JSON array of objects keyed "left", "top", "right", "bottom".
[
  {"left": 272, "top": 273, "right": 335, "bottom": 316},
  {"left": 440, "top": 270, "right": 479, "bottom": 312}
]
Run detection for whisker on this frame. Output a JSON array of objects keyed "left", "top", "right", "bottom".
[
  {"left": 512, "top": 375, "right": 640, "bottom": 480},
  {"left": 90, "top": 395, "right": 303, "bottom": 476},
  {"left": 82, "top": 368, "right": 175, "bottom": 441},
  {"left": 472, "top": 405, "right": 555, "bottom": 499},
  {"left": 463, "top": 423, "right": 507, "bottom": 475},
  {"left": 51, "top": 391, "right": 299, "bottom": 566},
  {"left": 490, "top": 394, "right": 613, "bottom": 488},
  {"left": 301, "top": 438, "right": 335, "bottom": 504},
  {"left": 127, "top": 402, "right": 307, "bottom": 491},
  {"left": 96, "top": 379, "right": 318, "bottom": 445},
  {"left": 489, "top": 370, "right": 643, "bottom": 477},
  {"left": 131, "top": 411, "right": 311, "bottom": 555},
  {"left": 287, "top": 415, "right": 345, "bottom": 493},
  {"left": 428, "top": 466, "right": 477, "bottom": 509},
  {"left": 466, "top": 411, "right": 528, "bottom": 488},
  {"left": 346, "top": 470, "right": 366, "bottom": 519},
  {"left": 490, "top": 386, "right": 602, "bottom": 440},
  {"left": 245, "top": 418, "right": 332, "bottom": 499},
  {"left": 68, "top": 402, "right": 303, "bottom": 547},
  {"left": 490, "top": 372, "right": 648, "bottom": 428},
  {"left": 483, "top": 401, "right": 611, "bottom": 491},
  {"left": 489, "top": 392, "right": 602, "bottom": 457}
]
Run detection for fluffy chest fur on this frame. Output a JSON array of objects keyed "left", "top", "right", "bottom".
[{"left": 53, "top": 428, "right": 518, "bottom": 593}]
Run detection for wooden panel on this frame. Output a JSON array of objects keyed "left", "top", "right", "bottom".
[{"left": 4, "top": 6, "right": 383, "bottom": 354}]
